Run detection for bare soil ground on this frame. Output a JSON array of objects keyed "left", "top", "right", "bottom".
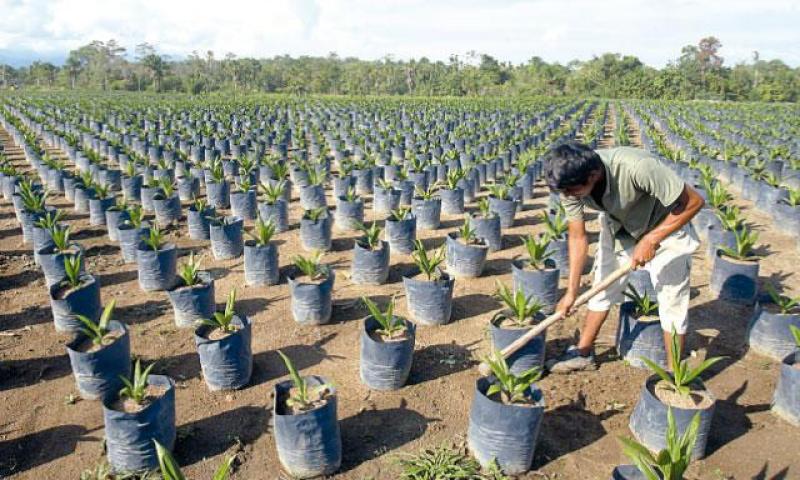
[{"left": 1, "top": 110, "right": 798, "bottom": 479}]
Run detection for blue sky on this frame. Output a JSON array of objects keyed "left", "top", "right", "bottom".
[{"left": 0, "top": 0, "right": 798, "bottom": 68}]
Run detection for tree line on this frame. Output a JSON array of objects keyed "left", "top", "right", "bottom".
[{"left": 1, "top": 37, "right": 798, "bottom": 102}]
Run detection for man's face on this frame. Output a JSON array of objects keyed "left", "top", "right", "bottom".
[{"left": 559, "top": 169, "right": 600, "bottom": 199}]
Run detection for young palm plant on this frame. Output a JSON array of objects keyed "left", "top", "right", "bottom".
[
  {"left": 411, "top": 240, "right": 445, "bottom": 281},
  {"left": 619, "top": 408, "right": 701, "bottom": 480},
  {"left": 487, "top": 183, "right": 510, "bottom": 200},
  {"left": 63, "top": 252, "right": 84, "bottom": 288},
  {"left": 494, "top": 282, "right": 543, "bottom": 328},
  {"left": 521, "top": 234, "right": 552, "bottom": 269},
  {"left": 542, "top": 209, "right": 568, "bottom": 240},
  {"left": 389, "top": 206, "right": 412, "bottom": 222},
  {"left": 259, "top": 180, "right": 285, "bottom": 204},
  {"left": 766, "top": 285, "right": 800, "bottom": 314},
  {"left": 34, "top": 208, "right": 63, "bottom": 231},
  {"left": 50, "top": 224, "right": 72, "bottom": 252},
  {"left": 247, "top": 218, "right": 277, "bottom": 246},
  {"left": 343, "top": 186, "right": 359, "bottom": 203},
  {"left": 363, "top": 296, "right": 406, "bottom": 338},
  {"left": 640, "top": 328, "right": 724, "bottom": 397},
  {"left": 357, "top": 221, "right": 382, "bottom": 249},
  {"left": 76, "top": 300, "right": 117, "bottom": 346},
  {"left": 128, "top": 203, "right": 144, "bottom": 228},
  {"left": 200, "top": 289, "right": 238, "bottom": 333},
  {"left": 277, "top": 350, "right": 331, "bottom": 412},
  {"left": 458, "top": 216, "right": 476, "bottom": 243},
  {"left": 415, "top": 183, "right": 439, "bottom": 201},
  {"left": 293, "top": 251, "right": 325, "bottom": 280},
  {"left": 476, "top": 197, "right": 493, "bottom": 218},
  {"left": 624, "top": 285, "right": 659, "bottom": 317},
  {"left": 303, "top": 207, "right": 327, "bottom": 222},
  {"left": 118, "top": 359, "right": 156, "bottom": 405},
  {"left": 142, "top": 223, "right": 165, "bottom": 251},
  {"left": 177, "top": 253, "right": 202, "bottom": 287},
  {"left": 718, "top": 226, "right": 758, "bottom": 260},
  {"left": 483, "top": 347, "right": 542, "bottom": 404},
  {"left": 154, "top": 440, "right": 234, "bottom": 480}
]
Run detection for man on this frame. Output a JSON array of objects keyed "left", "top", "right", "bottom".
[{"left": 543, "top": 141, "right": 705, "bottom": 373}]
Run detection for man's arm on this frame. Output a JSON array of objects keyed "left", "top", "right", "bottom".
[
  {"left": 555, "top": 219, "right": 589, "bottom": 316},
  {"left": 631, "top": 184, "right": 705, "bottom": 267}
]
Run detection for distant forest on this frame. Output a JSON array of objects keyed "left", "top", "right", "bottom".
[{"left": 1, "top": 37, "right": 798, "bottom": 102}]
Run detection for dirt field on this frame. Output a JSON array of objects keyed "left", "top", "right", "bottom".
[{"left": 1, "top": 108, "right": 798, "bottom": 479}]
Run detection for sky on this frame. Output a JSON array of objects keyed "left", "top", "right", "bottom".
[{"left": 0, "top": 0, "right": 798, "bottom": 68}]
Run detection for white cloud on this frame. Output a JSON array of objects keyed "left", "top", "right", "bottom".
[{"left": 0, "top": 0, "right": 798, "bottom": 66}]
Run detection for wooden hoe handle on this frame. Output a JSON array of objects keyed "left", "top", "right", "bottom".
[{"left": 477, "top": 264, "right": 633, "bottom": 377}]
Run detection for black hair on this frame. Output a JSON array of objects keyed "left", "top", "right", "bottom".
[{"left": 543, "top": 141, "right": 603, "bottom": 191}]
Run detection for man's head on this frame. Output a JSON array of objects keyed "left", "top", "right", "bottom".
[{"left": 543, "top": 141, "right": 604, "bottom": 198}]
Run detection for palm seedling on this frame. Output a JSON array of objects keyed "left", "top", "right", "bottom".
[
  {"left": 158, "top": 177, "right": 175, "bottom": 198},
  {"left": 209, "top": 160, "right": 225, "bottom": 183},
  {"left": 785, "top": 188, "right": 800, "bottom": 207},
  {"left": 706, "top": 182, "right": 732, "bottom": 210},
  {"left": 247, "top": 218, "right": 277, "bottom": 246},
  {"left": 494, "top": 282, "right": 544, "bottom": 328},
  {"left": 303, "top": 206, "right": 327, "bottom": 222},
  {"left": 259, "top": 180, "right": 285, "bottom": 204},
  {"left": 177, "top": 253, "right": 202, "bottom": 287},
  {"left": 476, "top": 197, "right": 493, "bottom": 218},
  {"left": 200, "top": 289, "right": 238, "bottom": 333},
  {"left": 376, "top": 178, "right": 394, "bottom": 191},
  {"left": 155, "top": 440, "right": 234, "bottom": 480},
  {"left": 362, "top": 296, "right": 406, "bottom": 338},
  {"left": 19, "top": 181, "right": 48, "bottom": 213},
  {"left": 457, "top": 215, "right": 476, "bottom": 243},
  {"left": 445, "top": 167, "right": 465, "bottom": 190},
  {"left": 93, "top": 182, "right": 111, "bottom": 200},
  {"left": 619, "top": 408, "right": 700, "bottom": 480},
  {"left": 389, "top": 206, "right": 412, "bottom": 222},
  {"left": 127, "top": 203, "right": 144, "bottom": 228},
  {"left": 503, "top": 172, "right": 521, "bottom": 189},
  {"left": 76, "top": 300, "right": 117, "bottom": 346},
  {"left": 411, "top": 240, "right": 445, "bottom": 281},
  {"left": 487, "top": 182, "right": 510, "bottom": 200},
  {"left": 357, "top": 221, "right": 382, "bottom": 249},
  {"left": 414, "top": 183, "right": 439, "bottom": 201},
  {"left": 50, "top": 223, "right": 72, "bottom": 252},
  {"left": 118, "top": 359, "right": 156, "bottom": 405},
  {"left": 270, "top": 161, "right": 289, "bottom": 181},
  {"left": 718, "top": 226, "right": 758, "bottom": 260},
  {"left": 293, "top": 251, "right": 325, "bottom": 280},
  {"left": 192, "top": 196, "right": 209, "bottom": 213},
  {"left": 624, "top": 285, "right": 659, "bottom": 317},
  {"left": 63, "top": 252, "right": 84, "bottom": 288},
  {"left": 34, "top": 208, "right": 63, "bottom": 231},
  {"left": 766, "top": 284, "right": 800, "bottom": 315},
  {"left": 343, "top": 186, "right": 359, "bottom": 203},
  {"left": 791, "top": 325, "right": 800, "bottom": 349},
  {"left": 142, "top": 223, "right": 165, "bottom": 252},
  {"left": 277, "top": 350, "right": 331, "bottom": 412},
  {"left": 640, "top": 327, "right": 724, "bottom": 397},
  {"left": 716, "top": 205, "right": 743, "bottom": 232},
  {"left": 235, "top": 177, "right": 252, "bottom": 193},
  {"left": 521, "top": 234, "right": 553, "bottom": 270},
  {"left": 483, "top": 347, "right": 542, "bottom": 404},
  {"left": 542, "top": 208, "right": 568, "bottom": 240}
]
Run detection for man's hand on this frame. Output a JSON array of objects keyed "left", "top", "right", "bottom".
[
  {"left": 556, "top": 290, "right": 578, "bottom": 317},
  {"left": 631, "top": 236, "right": 659, "bottom": 268}
]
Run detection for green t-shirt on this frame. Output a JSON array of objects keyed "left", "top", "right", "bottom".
[{"left": 560, "top": 147, "right": 685, "bottom": 245}]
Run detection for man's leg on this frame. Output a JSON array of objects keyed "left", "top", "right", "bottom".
[
  {"left": 649, "top": 228, "right": 696, "bottom": 371},
  {"left": 547, "top": 213, "right": 628, "bottom": 373},
  {"left": 576, "top": 309, "right": 611, "bottom": 355}
]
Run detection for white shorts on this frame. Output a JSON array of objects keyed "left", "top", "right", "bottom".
[{"left": 587, "top": 213, "right": 700, "bottom": 334}]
